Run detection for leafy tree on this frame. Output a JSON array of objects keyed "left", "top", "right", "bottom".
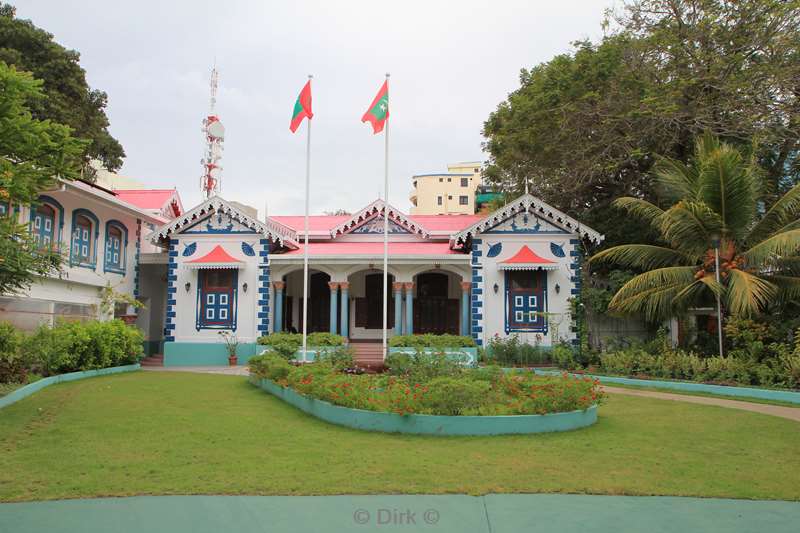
[
  {"left": 0, "top": 61, "right": 86, "bottom": 294},
  {"left": 483, "top": 0, "right": 800, "bottom": 247},
  {"left": 0, "top": 3, "right": 124, "bottom": 171},
  {"left": 590, "top": 134, "right": 800, "bottom": 321}
]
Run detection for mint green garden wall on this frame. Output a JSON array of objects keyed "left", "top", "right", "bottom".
[
  {"left": 0, "top": 364, "right": 141, "bottom": 410},
  {"left": 163, "top": 342, "right": 260, "bottom": 366},
  {"left": 250, "top": 376, "right": 597, "bottom": 436},
  {"left": 533, "top": 369, "right": 800, "bottom": 405}
]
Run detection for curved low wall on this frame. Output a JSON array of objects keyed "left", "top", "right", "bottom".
[
  {"left": 533, "top": 369, "right": 800, "bottom": 405},
  {"left": 250, "top": 376, "right": 598, "bottom": 436},
  {"left": 0, "top": 364, "right": 141, "bottom": 410}
]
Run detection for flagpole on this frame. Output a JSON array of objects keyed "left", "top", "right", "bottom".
[
  {"left": 302, "top": 74, "right": 312, "bottom": 362},
  {"left": 382, "top": 73, "right": 390, "bottom": 360}
]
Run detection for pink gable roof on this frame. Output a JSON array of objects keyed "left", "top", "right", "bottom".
[
  {"left": 187, "top": 245, "right": 242, "bottom": 264},
  {"left": 409, "top": 214, "right": 484, "bottom": 231},
  {"left": 270, "top": 215, "right": 351, "bottom": 232},
  {"left": 281, "top": 242, "right": 463, "bottom": 256},
  {"left": 269, "top": 213, "right": 483, "bottom": 234}
]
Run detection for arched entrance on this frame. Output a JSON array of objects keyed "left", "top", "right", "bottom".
[
  {"left": 414, "top": 272, "right": 459, "bottom": 334},
  {"left": 347, "top": 269, "right": 395, "bottom": 340},
  {"left": 281, "top": 269, "right": 331, "bottom": 333}
]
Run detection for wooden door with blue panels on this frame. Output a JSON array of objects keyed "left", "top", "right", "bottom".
[
  {"left": 198, "top": 269, "right": 237, "bottom": 329},
  {"left": 506, "top": 269, "right": 547, "bottom": 333}
]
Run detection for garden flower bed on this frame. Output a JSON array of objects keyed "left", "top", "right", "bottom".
[{"left": 249, "top": 352, "right": 603, "bottom": 435}]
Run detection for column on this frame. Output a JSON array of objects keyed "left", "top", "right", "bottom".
[
  {"left": 328, "top": 282, "right": 339, "bottom": 334},
  {"left": 404, "top": 282, "right": 414, "bottom": 335},
  {"left": 273, "top": 281, "right": 285, "bottom": 333},
  {"left": 339, "top": 282, "right": 350, "bottom": 340},
  {"left": 393, "top": 282, "right": 403, "bottom": 335},
  {"left": 460, "top": 281, "right": 471, "bottom": 336}
]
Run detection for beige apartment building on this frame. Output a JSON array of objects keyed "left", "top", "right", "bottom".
[{"left": 409, "top": 161, "right": 482, "bottom": 215}]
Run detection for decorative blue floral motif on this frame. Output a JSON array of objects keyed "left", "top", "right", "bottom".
[
  {"left": 241, "top": 242, "right": 256, "bottom": 257},
  {"left": 182, "top": 242, "right": 197, "bottom": 257},
  {"left": 487, "top": 242, "right": 503, "bottom": 258},
  {"left": 550, "top": 242, "right": 565, "bottom": 258}
]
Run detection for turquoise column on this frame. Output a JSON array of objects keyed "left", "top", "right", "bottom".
[
  {"left": 460, "top": 281, "right": 470, "bottom": 336},
  {"left": 328, "top": 282, "right": 338, "bottom": 334},
  {"left": 340, "top": 282, "right": 350, "bottom": 339},
  {"left": 404, "top": 282, "right": 414, "bottom": 335},
  {"left": 393, "top": 282, "right": 403, "bottom": 335},
  {"left": 273, "top": 281, "right": 284, "bottom": 333}
]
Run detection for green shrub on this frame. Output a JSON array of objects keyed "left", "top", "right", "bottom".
[
  {"left": 316, "top": 345, "right": 354, "bottom": 370},
  {"left": 385, "top": 350, "right": 463, "bottom": 381},
  {"left": 0, "top": 322, "right": 26, "bottom": 383},
  {"left": 419, "top": 376, "right": 491, "bottom": 415},
  {"left": 485, "top": 334, "right": 553, "bottom": 366},
  {"left": 552, "top": 342, "right": 576, "bottom": 369},
  {"left": 388, "top": 334, "right": 475, "bottom": 349},
  {"left": 249, "top": 352, "right": 293, "bottom": 381},
  {"left": 307, "top": 332, "right": 345, "bottom": 346},
  {"left": 257, "top": 332, "right": 346, "bottom": 360}
]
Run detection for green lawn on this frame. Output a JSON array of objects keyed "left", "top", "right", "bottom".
[{"left": 1, "top": 371, "right": 799, "bottom": 502}]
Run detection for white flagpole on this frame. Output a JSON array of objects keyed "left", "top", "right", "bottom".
[
  {"left": 302, "top": 74, "right": 312, "bottom": 363},
  {"left": 382, "top": 73, "right": 390, "bottom": 360}
]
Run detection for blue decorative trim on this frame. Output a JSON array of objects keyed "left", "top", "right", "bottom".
[
  {"left": 133, "top": 219, "right": 141, "bottom": 298},
  {"left": 471, "top": 240, "right": 483, "bottom": 346},
  {"left": 69, "top": 208, "right": 100, "bottom": 269},
  {"left": 182, "top": 242, "right": 197, "bottom": 257},
  {"left": 164, "top": 241, "right": 178, "bottom": 337},
  {"left": 258, "top": 239, "right": 271, "bottom": 333},
  {"left": 103, "top": 219, "right": 128, "bottom": 275},
  {"left": 31, "top": 195, "right": 65, "bottom": 248},
  {"left": 241, "top": 242, "right": 256, "bottom": 256}
]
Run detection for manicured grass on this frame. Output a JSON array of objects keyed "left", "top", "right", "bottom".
[
  {"left": 1, "top": 371, "right": 799, "bottom": 502},
  {"left": 602, "top": 381, "right": 800, "bottom": 407}
]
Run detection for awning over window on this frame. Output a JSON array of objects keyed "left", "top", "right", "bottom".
[
  {"left": 498, "top": 245, "right": 558, "bottom": 271},
  {"left": 185, "top": 245, "right": 243, "bottom": 269}
]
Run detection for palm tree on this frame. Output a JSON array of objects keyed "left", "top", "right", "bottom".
[{"left": 590, "top": 134, "right": 800, "bottom": 322}]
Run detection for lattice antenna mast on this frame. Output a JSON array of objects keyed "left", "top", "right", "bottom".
[{"left": 200, "top": 66, "right": 225, "bottom": 199}]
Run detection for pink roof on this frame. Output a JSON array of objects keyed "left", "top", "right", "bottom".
[
  {"left": 281, "top": 242, "right": 464, "bottom": 256},
  {"left": 187, "top": 245, "right": 242, "bottom": 264},
  {"left": 270, "top": 215, "right": 351, "bottom": 232},
  {"left": 269, "top": 213, "right": 483, "bottom": 233},
  {"left": 115, "top": 189, "right": 178, "bottom": 210},
  {"left": 409, "top": 214, "right": 484, "bottom": 231},
  {"left": 501, "top": 245, "right": 554, "bottom": 264}
]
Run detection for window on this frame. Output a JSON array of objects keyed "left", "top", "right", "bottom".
[
  {"left": 461, "top": 178, "right": 469, "bottom": 187},
  {"left": 447, "top": 177, "right": 451, "bottom": 182},
  {"left": 104, "top": 221, "right": 127, "bottom": 274},
  {"left": 438, "top": 178, "right": 443, "bottom": 183},
  {"left": 197, "top": 268, "right": 237, "bottom": 329},
  {"left": 459, "top": 195, "right": 469, "bottom": 205},
  {"left": 32, "top": 204, "right": 56, "bottom": 248},
  {"left": 70, "top": 210, "right": 98, "bottom": 267},
  {"left": 413, "top": 180, "right": 417, "bottom": 188},
  {"left": 506, "top": 270, "right": 547, "bottom": 332},
  {"left": 474, "top": 167, "right": 479, "bottom": 173},
  {"left": 448, "top": 195, "right": 453, "bottom": 200},
  {"left": 437, "top": 196, "right": 443, "bottom": 206}
]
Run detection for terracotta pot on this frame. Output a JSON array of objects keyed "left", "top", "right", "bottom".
[
  {"left": 120, "top": 315, "right": 138, "bottom": 326},
  {"left": 228, "top": 355, "right": 238, "bottom": 366}
]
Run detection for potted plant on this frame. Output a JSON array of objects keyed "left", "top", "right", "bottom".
[{"left": 219, "top": 331, "right": 240, "bottom": 366}]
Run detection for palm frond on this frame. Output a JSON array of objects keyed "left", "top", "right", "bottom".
[
  {"left": 589, "top": 245, "right": 695, "bottom": 270},
  {"left": 724, "top": 269, "right": 777, "bottom": 317},
  {"left": 762, "top": 275, "right": 800, "bottom": 306},
  {"left": 747, "top": 182, "right": 800, "bottom": 244},
  {"left": 658, "top": 200, "right": 722, "bottom": 256},
  {"left": 696, "top": 142, "right": 759, "bottom": 239},
  {"left": 608, "top": 266, "right": 698, "bottom": 321},
  {"left": 742, "top": 229, "right": 800, "bottom": 267},
  {"left": 611, "top": 197, "right": 665, "bottom": 229},
  {"left": 672, "top": 274, "right": 723, "bottom": 311},
  {"left": 653, "top": 157, "right": 698, "bottom": 203}
]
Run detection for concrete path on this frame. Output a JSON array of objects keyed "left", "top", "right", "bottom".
[
  {"left": 1, "top": 494, "right": 798, "bottom": 533},
  {"left": 604, "top": 386, "right": 800, "bottom": 422}
]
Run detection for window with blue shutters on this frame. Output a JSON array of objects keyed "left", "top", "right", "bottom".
[
  {"left": 506, "top": 270, "right": 547, "bottom": 333},
  {"left": 104, "top": 221, "right": 127, "bottom": 274},
  {"left": 197, "top": 269, "right": 237, "bottom": 330},
  {"left": 32, "top": 204, "right": 56, "bottom": 248},
  {"left": 70, "top": 210, "right": 98, "bottom": 268}
]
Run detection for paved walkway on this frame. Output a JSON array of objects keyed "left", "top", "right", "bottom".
[
  {"left": 1, "top": 494, "right": 798, "bottom": 533},
  {"left": 604, "top": 386, "right": 800, "bottom": 422}
]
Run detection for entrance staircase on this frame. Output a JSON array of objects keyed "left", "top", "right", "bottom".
[
  {"left": 350, "top": 342, "right": 385, "bottom": 371},
  {"left": 140, "top": 354, "right": 164, "bottom": 367}
]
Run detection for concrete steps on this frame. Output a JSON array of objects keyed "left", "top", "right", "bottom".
[
  {"left": 350, "top": 342, "right": 385, "bottom": 371},
  {"left": 140, "top": 354, "right": 164, "bottom": 367}
]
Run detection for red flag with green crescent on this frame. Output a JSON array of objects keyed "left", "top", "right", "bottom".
[
  {"left": 290, "top": 80, "right": 313, "bottom": 133},
  {"left": 361, "top": 80, "right": 389, "bottom": 134}
]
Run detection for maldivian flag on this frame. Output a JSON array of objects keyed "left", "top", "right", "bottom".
[
  {"left": 361, "top": 80, "right": 389, "bottom": 134},
  {"left": 290, "top": 80, "right": 313, "bottom": 133}
]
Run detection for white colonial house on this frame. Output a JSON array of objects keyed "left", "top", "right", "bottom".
[
  {"left": 0, "top": 179, "right": 182, "bottom": 356},
  {"left": 142, "top": 193, "right": 602, "bottom": 366}
]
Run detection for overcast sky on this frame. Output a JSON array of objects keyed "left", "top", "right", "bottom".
[{"left": 16, "top": 1, "right": 608, "bottom": 217}]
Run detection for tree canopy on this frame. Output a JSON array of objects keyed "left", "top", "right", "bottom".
[
  {"left": 591, "top": 134, "right": 800, "bottom": 321},
  {"left": 0, "top": 3, "right": 124, "bottom": 172},
  {"left": 0, "top": 61, "right": 86, "bottom": 293},
  {"left": 482, "top": 0, "right": 800, "bottom": 247}
]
